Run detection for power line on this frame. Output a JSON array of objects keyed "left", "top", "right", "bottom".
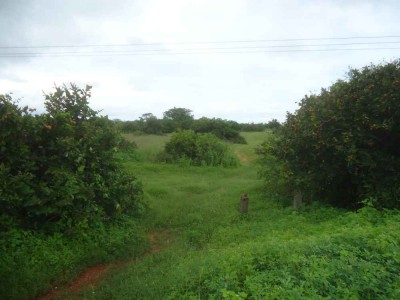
[
  {"left": 2, "top": 41, "right": 400, "bottom": 56},
  {"left": 1, "top": 47, "right": 400, "bottom": 58},
  {"left": 1, "top": 35, "right": 400, "bottom": 49},
  {"left": 1, "top": 41, "right": 400, "bottom": 57}
]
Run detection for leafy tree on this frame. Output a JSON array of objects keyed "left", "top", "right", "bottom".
[
  {"left": 265, "top": 119, "right": 281, "bottom": 130},
  {"left": 163, "top": 107, "right": 194, "bottom": 132},
  {"left": 0, "top": 84, "right": 144, "bottom": 233},
  {"left": 258, "top": 61, "right": 400, "bottom": 208},
  {"left": 139, "top": 113, "right": 163, "bottom": 134}
]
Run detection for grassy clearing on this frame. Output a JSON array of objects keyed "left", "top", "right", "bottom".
[
  {"left": 72, "top": 131, "right": 400, "bottom": 299},
  {"left": 122, "top": 133, "right": 170, "bottom": 162}
]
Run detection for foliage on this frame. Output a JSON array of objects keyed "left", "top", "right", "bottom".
[
  {"left": 44, "top": 84, "right": 98, "bottom": 121},
  {"left": 116, "top": 108, "right": 248, "bottom": 144},
  {"left": 118, "top": 120, "right": 141, "bottom": 133},
  {"left": 163, "top": 107, "right": 194, "bottom": 132},
  {"left": 163, "top": 130, "right": 239, "bottom": 167},
  {"left": 0, "top": 84, "right": 144, "bottom": 232},
  {"left": 265, "top": 118, "right": 282, "bottom": 130},
  {"left": 79, "top": 134, "right": 400, "bottom": 299},
  {"left": 117, "top": 114, "right": 164, "bottom": 135},
  {"left": 193, "top": 117, "right": 247, "bottom": 144},
  {"left": 0, "top": 218, "right": 148, "bottom": 300},
  {"left": 239, "top": 122, "right": 266, "bottom": 132},
  {"left": 256, "top": 131, "right": 293, "bottom": 205},
  {"left": 239, "top": 119, "right": 281, "bottom": 132},
  {"left": 139, "top": 113, "right": 164, "bottom": 134},
  {"left": 258, "top": 61, "right": 400, "bottom": 208}
]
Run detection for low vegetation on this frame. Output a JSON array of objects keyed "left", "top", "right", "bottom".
[
  {"left": 0, "top": 217, "right": 147, "bottom": 300},
  {"left": 162, "top": 130, "right": 239, "bottom": 167},
  {"left": 2, "top": 60, "right": 400, "bottom": 299},
  {"left": 77, "top": 132, "right": 400, "bottom": 299}
]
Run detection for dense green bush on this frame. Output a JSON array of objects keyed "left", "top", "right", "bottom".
[
  {"left": 0, "top": 84, "right": 144, "bottom": 232},
  {"left": 193, "top": 117, "right": 247, "bottom": 144},
  {"left": 171, "top": 224, "right": 400, "bottom": 299},
  {"left": 258, "top": 61, "right": 400, "bottom": 208},
  {"left": 162, "top": 130, "right": 238, "bottom": 167}
]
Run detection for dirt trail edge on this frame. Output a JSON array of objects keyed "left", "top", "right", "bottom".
[{"left": 37, "top": 230, "right": 172, "bottom": 300}]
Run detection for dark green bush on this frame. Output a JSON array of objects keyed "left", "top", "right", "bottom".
[
  {"left": 163, "top": 130, "right": 238, "bottom": 167},
  {"left": 193, "top": 117, "right": 246, "bottom": 144},
  {"left": 239, "top": 122, "right": 266, "bottom": 132},
  {"left": 258, "top": 61, "right": 400, "bottom": 208},
  {"left": 0, "top": 84, "right": 144, "bottom": 232}
]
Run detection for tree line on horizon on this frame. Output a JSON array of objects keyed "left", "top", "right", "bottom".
[{"left": 113, "top": 107, "right": 281, "bottom": 143}]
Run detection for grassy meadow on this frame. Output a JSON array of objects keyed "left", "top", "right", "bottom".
[{"left": 63, "top": 132, "right": 400, "bottom": 299}]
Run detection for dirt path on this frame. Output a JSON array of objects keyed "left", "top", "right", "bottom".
[
  {"left": 37, "top": 230, "right": 172, "bottom": 300},
  {"left": 234, "top": 150, "right": 250, "bottom": 163}
]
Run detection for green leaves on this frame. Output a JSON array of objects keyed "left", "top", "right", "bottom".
[
  {"left": 0, "top": 85, "right": 144, "bottom": 233},
  {"left": 193, "top": 117, "right": 247, "bottom": 144},
  {"left": 258, "top": 60, "right": 400, "bottom": 208},
  {"left": 163, "top": 130, "right": 239, "bottom": 167},
  {"left": 44, "top": 83, "right": 97, "bottom": 122}
]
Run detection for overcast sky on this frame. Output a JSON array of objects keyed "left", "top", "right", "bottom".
[{"left": 1, "top": 0, "right": 399, "bottom": 122}]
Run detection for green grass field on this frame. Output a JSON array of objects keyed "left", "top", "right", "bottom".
[{"left": 66, "top": 132, "right": 400, "bottom": 299}]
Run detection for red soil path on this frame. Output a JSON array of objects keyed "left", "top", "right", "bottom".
[{"left": 37, "top": 230, "right": 172, "bottom": 300}]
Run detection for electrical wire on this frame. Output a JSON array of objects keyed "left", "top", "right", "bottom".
[
  {"left": 1, "top": 35, "right": 400, "bottom": 49},
  {"left": 1, "top": 47, "right": 400, "bottom": 58},
  {"left": 2, "top": 40, "right": 400, "bottom": 56}
]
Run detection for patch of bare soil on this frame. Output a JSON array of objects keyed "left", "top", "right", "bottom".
[
  {"left": 234, "top": 150, "right": 250, "bottom": 163},
  {"left": 36, "top": 230, "right": 172, "bottom": 300}
]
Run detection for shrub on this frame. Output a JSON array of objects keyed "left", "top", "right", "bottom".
[
  {"left": 258, "top": 61, "right": 400, "bottom": 208},
  {"left": 193, "top": 117, "right": 246, "bottom": 144},
  {"left": 0, "top": 84, "right": 144, "bottom": 232},
  {"left": 163, "top": 130, "right": 238, "bottom": 167}
]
